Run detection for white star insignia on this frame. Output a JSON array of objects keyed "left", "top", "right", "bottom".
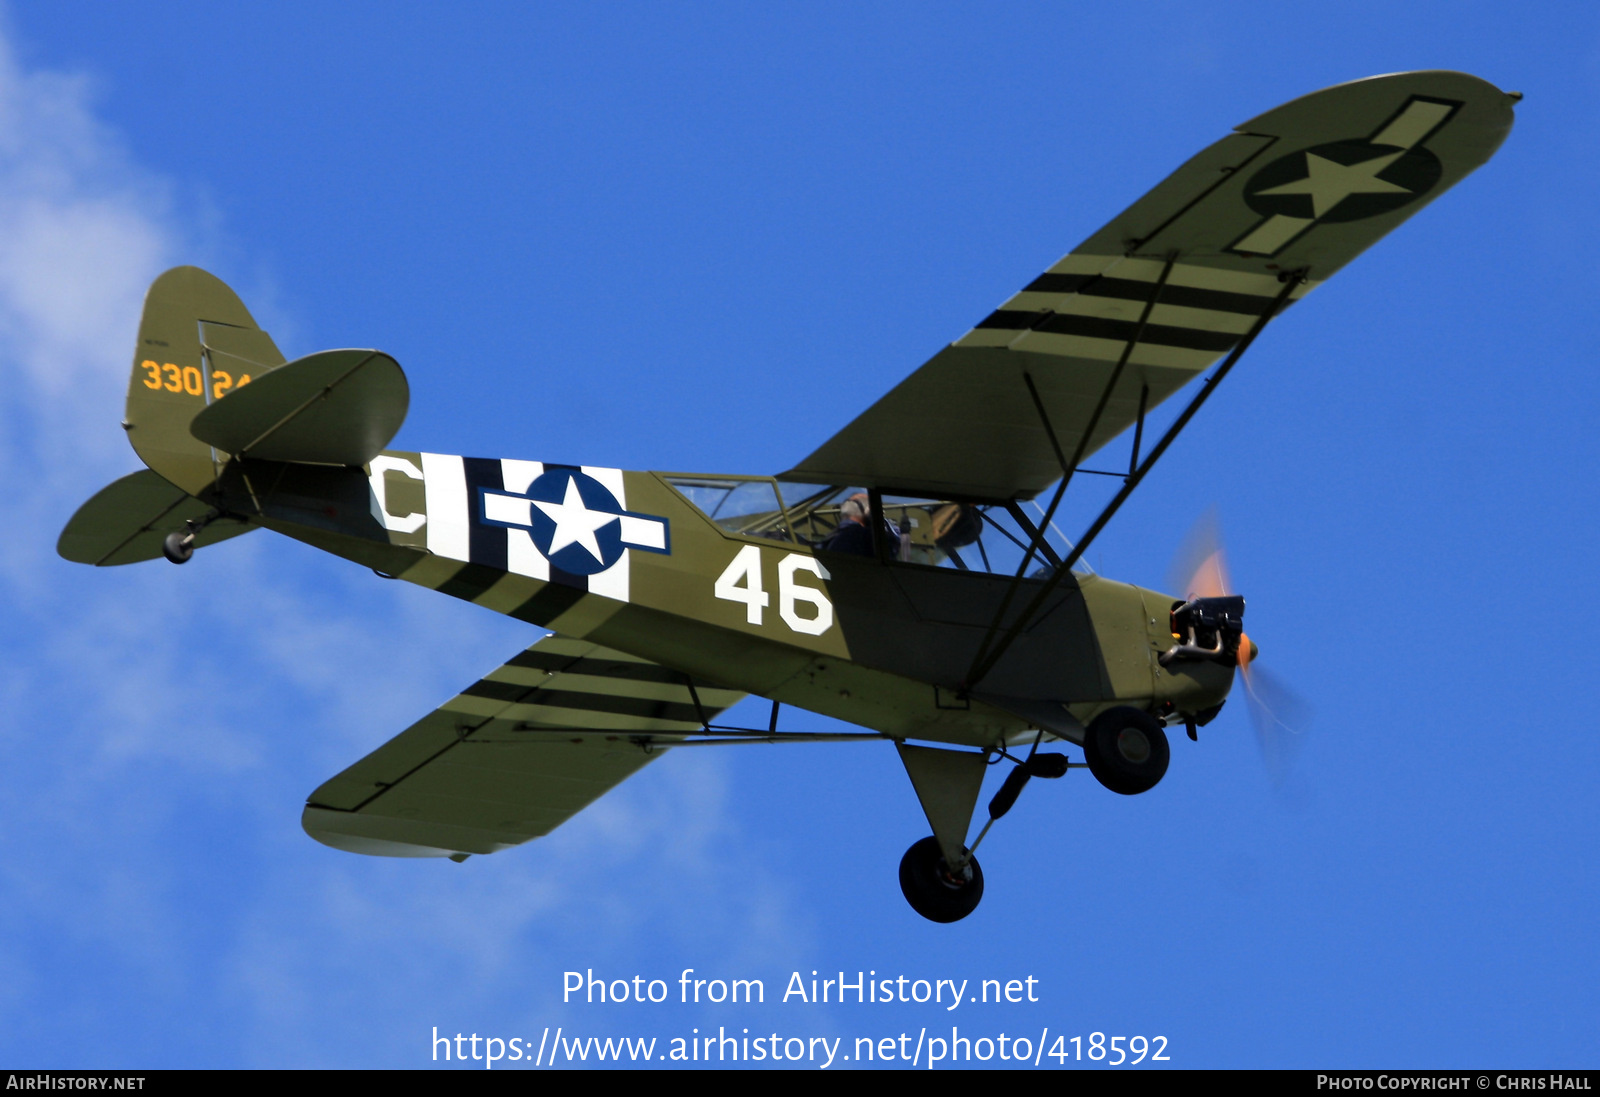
[
  {"left": 1256, "top": 150, "right": 1412, "bottom": 219},
  {"left": 533, "top": 475, "right": 618, "bottom": 563}
]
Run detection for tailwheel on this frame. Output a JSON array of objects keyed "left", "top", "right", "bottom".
[
  {"left": 162, "top": 529, "right": 195, "bottom": 564},
  {"left": 898, "top": 836, "right": 984, "bottom": 923},
  {"left": 1082, "top": 706, "right": 1169, "bottom": 795}
]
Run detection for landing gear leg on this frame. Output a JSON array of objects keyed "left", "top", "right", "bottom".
[
  {"left": 895, "top": 743, "right": 987, "bottom": 923},
  {"left": 893, "top": 740, "right": 1074, "bottom": 922}
]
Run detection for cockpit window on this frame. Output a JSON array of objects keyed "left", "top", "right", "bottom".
[
  {"left": 776, "top": 481, "right": 1094, "bottom": 576},
  {"left": 879, "top": 495, "right": 1090, "bottom": 575},
  {"left": 773, "top": 483, "right": 866, "bottom": 548},
  {"left": 670, "top": 474, "right": 1095, "bottom": 576},
  {"left": 663, "top": 476, "right": 792, "bottom": 541}
]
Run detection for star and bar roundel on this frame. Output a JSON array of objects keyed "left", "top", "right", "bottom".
[
  {"left": 479, "top": 465, "right": 670, "bottom": 577},
  {"left": 1229, "top": 94, "right": 1462, "bottom": 257},
  {"left": 369, "top": 455, "right": 672, "bottom": 601}
]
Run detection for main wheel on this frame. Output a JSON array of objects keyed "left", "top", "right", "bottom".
[
  {"left": 1082, "top": 707, "right": 1169, "bottom": 795},
  {"left": 898, "top": 836, "right": 984, "bottom": 923},
  {"left": 162, "top": 531, "right": 194, "bottom": 564}
]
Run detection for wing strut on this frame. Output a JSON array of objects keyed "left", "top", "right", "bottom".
[
  {"left": 966, "top": 256, "right": 1177, "bottom": 680},
  {"left": 1128, "top": 382, "right": 1149, "bottom": 476},
  {"left": 963, "top": 269, "right": 1306, "bottom": 690}
]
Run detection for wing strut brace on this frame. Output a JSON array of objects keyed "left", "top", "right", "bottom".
[
  {"left": 963, "top": 269, "right": 1306, "bottom": 690},
  {"left": 965, "top": 255, "right": 1177, "bottom": 682},
  {"left": 648, "top": 679, "right": 879, "bottom": 751}
]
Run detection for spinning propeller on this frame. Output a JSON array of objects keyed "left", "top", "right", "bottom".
[{"left": 1167, "top": 511, "right": 1310, "bottom": 783}]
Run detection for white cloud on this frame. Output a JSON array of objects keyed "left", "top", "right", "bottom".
[
  {"left": 0, "top": 15, "right": 807, "bottom": 1064},
  {"left": 0, "top": 34, "right": 172, "bottom": 459}
]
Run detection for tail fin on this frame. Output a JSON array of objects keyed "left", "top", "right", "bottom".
[
  {"left": 126, "top": 266, "right": 286, "bottom": 494},
  {"left": 56, "top": 267, "right": 280, "bottom": 566},
  {"left": 62, "top": 266, "right": 408, "bottom": 567}
]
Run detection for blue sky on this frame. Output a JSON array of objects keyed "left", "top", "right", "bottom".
[{"left": 1, "top": 1, "right": 1596, "bottom": 1069}]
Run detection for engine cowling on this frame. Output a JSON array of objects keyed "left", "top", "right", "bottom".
[{"left": 1161, "top": 594, "right": 1246, "bottom": 667}]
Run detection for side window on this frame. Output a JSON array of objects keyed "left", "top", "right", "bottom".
[
  {"left": 878, "top": 494, "right": 1095, "bottom": 577},
  {"left": 776, "top": 484, "right": 872, "bottom": 554},
  {"left": 663, "top": 476, "right": 792, "bottom": 541},
  {"left": 879, "top": 498, "right": 984, "bottom": 567},
  {"left": 677, "top": 478, "right": 1095, "bottom": 576}
]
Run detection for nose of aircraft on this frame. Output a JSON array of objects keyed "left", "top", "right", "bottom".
[{"left": 1169, "top": 513, "right": 1309, "bottom": 784}]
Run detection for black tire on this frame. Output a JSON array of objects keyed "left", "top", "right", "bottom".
[
  {"left": 898, "top": 836, "right": 984, "bottom": 923},
  {"left": 161, "top": 531, "right": 194, "bottom": 564},
  {"left": 1082, "top": 707, "right": 1169, "bottom": 795}
]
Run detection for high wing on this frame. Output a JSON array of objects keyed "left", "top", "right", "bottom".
[
  {"left": 785, "top": 71, "right": 1516, "bottom": 500},
  {"left": 302, "top": 634, "right": 744, "bottom": 858}
]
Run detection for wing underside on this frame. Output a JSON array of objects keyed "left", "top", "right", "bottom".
[
  {"left": 785, "top": 71, "right": 1515, "bottom": 500},
  {"left": 303, "top": 635, "right": 744, "bottom": 858}
]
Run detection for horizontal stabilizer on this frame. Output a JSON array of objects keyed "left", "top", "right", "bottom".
[
  {"left": 57, "top": 470, "right": 254, "bottom": 565},
  {"left": 189, "top": 348, "right": 407, "bottom": 466}
]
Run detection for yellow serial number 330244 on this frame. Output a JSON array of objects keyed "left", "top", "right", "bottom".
[{"left": 141, "top": 360, "right": 252, "bottom": 401}]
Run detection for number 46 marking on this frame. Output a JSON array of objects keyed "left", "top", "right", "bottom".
[{"left": 714, "top": 546, "right": 833, "bottom": 636}]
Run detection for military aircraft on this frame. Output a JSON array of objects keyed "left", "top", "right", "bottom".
[{"left": 58, "top": 71, "right": 1515, "bottom": 922}]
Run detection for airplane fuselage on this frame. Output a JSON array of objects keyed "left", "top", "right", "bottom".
[{"left": 206, "top": 449, "right": 1234, "bottom": 748}]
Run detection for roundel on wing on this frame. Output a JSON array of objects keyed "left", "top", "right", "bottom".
[{"left": 1243, "top": 140, "right": 1443, "bottom": 224}]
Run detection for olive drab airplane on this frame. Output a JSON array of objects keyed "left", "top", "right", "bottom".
[{"left": 59, "top": 72, "right": 1516, "bottom": 922}]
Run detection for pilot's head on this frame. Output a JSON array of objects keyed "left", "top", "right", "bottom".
[{"left": 841, "top": 493, "right": 870, "bottom": 524}]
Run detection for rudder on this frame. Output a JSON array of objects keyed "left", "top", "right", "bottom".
[{"left": 126, "top": 266, "right": 286, "bottom": 494}]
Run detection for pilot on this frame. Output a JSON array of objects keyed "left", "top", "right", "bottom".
[{"left": 820, "top": 492, "right": 877, "bottom": 557}]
